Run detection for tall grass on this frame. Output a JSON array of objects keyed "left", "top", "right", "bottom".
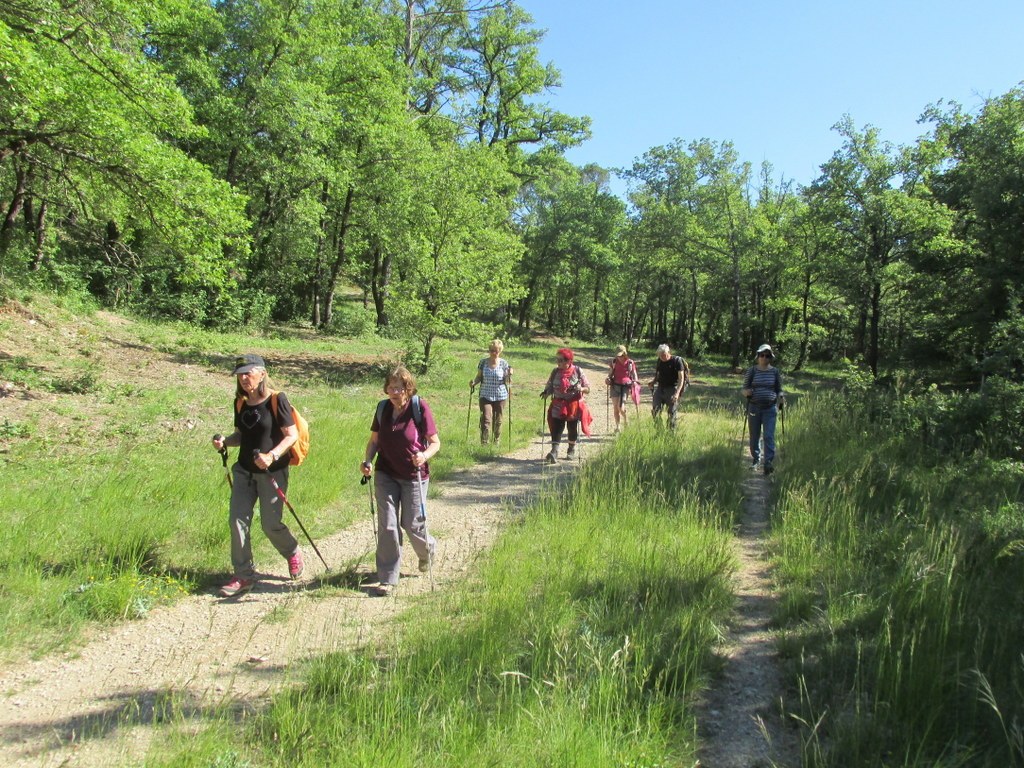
[
  {"left": 146, "top": 414, "right": 744, "bottom": 767},
  {"left": 773, "top": 393, "right": 1024, "bottom": 767}
]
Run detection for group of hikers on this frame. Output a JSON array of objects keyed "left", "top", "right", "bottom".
[{"left": 210, "top": 342, "right": 784, "bottom": 598}]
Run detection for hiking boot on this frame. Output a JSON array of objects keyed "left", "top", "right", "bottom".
[
  {"left": 371, "top": 583, "right": 392, "bottom": 597},
  {"left": 545, "top": 451, "right": 557, "bottom": 464},
  {"left": 419, "top": 557, "right": 431, "bottom": 573},
  {"left": 566, "top": 444, "right": 576, "bottom": 459},
  {"left": 764, "top": 462, "right": 774, "bottom": 475},
  {"left": 287, "top": 549, "right": 304, "bottom": 579},
  {"left": 219, "top": 577, "right": 254, "bottom": 598},
  {"left": 751, "top": 457, "right": 759, "bottom": 468}
]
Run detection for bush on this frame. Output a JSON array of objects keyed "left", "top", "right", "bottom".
[{"left": 326, "top": 302, "right": 374, "bottom": 338}]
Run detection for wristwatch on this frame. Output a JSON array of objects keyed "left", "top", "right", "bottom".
[{"left": 270, "top": 450, "right": 279, "bottom": 462}]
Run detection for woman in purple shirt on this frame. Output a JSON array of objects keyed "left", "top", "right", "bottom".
[{"left": 360, "top": 366, "right": 440, "bottom": 596}]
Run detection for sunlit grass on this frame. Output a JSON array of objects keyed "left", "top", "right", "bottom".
[
  {"left": 147, "top": 415, "right": 744, "bottom": 767},
  {"left": 771, "top": 394, "right": 1024, "bottom": 766}
]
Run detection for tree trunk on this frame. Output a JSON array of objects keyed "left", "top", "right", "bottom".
[
  {"left": 370, "top": 247, "right": 392, "bottom": 328},
  {"left": 795, "top": 268, "right": 812, "bottom": 372},
  {"left": 730, "top": 246, "right": 741, "bottom": 369},
  {"left": 868, "top": 279, "right": 881, "bottom": 378},
  {"left": 687, "top": 270, "right": 698, "bottom": 356},
  {"left": 0, "top": 165, "right": 28, "bottom": 255},
  {"left": 30, "top": 200, "right": 48, "bottom": 271},
  {"left": 321, "top": 184, "right": 355, "bottom": 329}
]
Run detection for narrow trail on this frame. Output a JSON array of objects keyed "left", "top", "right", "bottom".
[
  {"left": 0, "top": 361, "right": 801, "bottom": 767},
  {"left": 695, "top": 450, "right": 803, "bottom": 767}
]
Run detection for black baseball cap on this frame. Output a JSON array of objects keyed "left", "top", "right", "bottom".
[{"left": 232, "top": 353, "right": 266, "bottom": 374}]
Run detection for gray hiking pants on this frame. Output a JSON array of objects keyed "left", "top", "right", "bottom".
[
  {"left": 374, "top": 469, "right": 436, "bottom": 586},
  {"left": 652, "top": 385, "right": 680, "bottom": 429},
  {"left": 229, "top": 463, "right": 300, "bottom": 579}
]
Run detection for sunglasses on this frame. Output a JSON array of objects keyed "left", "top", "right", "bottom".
[{"left": 758, "top": 352, "right": 772, "bottom": 358}]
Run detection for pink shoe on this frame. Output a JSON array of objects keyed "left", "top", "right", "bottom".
[
  {"left": 219, "top": 577, "right": 254, "bottom": 597},
  {"left": 287, "top": 550, "right": 304, "bottom": 579}
]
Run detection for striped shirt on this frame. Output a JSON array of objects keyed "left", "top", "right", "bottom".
[{"left": 744, "top": 365, "right": 783, "bottom": 407}]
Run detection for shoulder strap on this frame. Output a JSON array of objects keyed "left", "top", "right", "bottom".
[
  {"left": 236, "top": 392, "right": 279, "bottom": 417},
  {"left": 412, "top": 394, "right": 422, "bottom": 429},
  {"left": 377, "top": 396, "right": 425, "bottom": 432}
]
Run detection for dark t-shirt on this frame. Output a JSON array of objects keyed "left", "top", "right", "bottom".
[
  {"left": 655, "top": 356, "right": 685, "bottom": 388},
  {"left": 235, "top": 392, "right": 295, "bottom": 473},
  {"left": 371, "top": 398, "right": 438, "bottom": 480}
]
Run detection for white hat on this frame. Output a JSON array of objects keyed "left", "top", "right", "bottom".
[{"left": 756, "top": 344, "right": 774, "bottom": 358}]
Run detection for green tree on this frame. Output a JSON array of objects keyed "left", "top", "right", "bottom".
[
  {"left": 624, "top": 139, "right": 757, "bottom": 365},
  {"left": 513, "top": 158, "right": 624, "bottom": 338},
  {"left": 0, "top": 0, "right": 248, "bottom": 317},
  {"left": 927, "top": 90, "right": 1024, "bottom": 379},
  {"left": 387, "top": 141, "right": 524, "bottom": 368},
  {"left": 809, "top": 117, "right": 950, "bottom": 377}
]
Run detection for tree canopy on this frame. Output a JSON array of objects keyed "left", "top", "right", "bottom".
[{"left": 3, "top": 2, "right": 1024, "bottom": 382}]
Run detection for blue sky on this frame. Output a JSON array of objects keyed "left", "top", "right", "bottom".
[{"left": 516, "top": 0, "right": 1024, "bottom": 193}]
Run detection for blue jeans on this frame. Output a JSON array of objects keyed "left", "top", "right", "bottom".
[{"left": 748, "top": 403, "right": 777, "bottom": 465}]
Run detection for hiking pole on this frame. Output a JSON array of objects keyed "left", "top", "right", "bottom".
[
  {"left": 506, "top": 386, "right": 513, "bottom": 451},
  {"left": 416, "top": 465, "right": 435, "bottom": 591},
  {"left": 213, "top": 434, "right": 232, "bottom": 488},
  {"left": 606, "top": 383, "right": 610, "bottom": 434},
  {"left": 539, "top": 395, "right": 548, "bottom": 461},
  {"left": 360, "top": 474, "right": 377, "bottom": 546},
  {"left": 466, "top": 384, "right": 474, "bottom": 443},
  {"left": 255, "top": 451, "right": 330, "bottom": 572}
]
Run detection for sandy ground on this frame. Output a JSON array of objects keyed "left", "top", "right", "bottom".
[{"left": 0, "top": 351, "right": 801, "bottom": 767}]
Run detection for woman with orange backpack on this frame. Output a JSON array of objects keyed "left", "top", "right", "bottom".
[{"left": 210, "top": 354, "right": 305, "bottom": 597}]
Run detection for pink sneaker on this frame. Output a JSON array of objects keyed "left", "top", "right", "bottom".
[
  {"left": 287, "top": 550, "right": 304, "bottom": 579},
  {"left": 219, "top": 577, "right": 254, "bottom": 597}
]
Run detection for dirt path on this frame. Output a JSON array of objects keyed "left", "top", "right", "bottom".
[
  {"left": 0, "top": 359, "right": 800, "bottom": 767},
  {"left": 695, "top": 455, "right": 803, "bottom": 767}
]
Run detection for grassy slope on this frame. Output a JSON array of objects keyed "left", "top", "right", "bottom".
[{"left": 0, "top": 294, "right": 565, "bottom": 660}]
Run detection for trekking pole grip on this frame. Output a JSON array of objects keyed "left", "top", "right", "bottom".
[{"left": 213, "top": 433, "right": 228, "bottom": 466}]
